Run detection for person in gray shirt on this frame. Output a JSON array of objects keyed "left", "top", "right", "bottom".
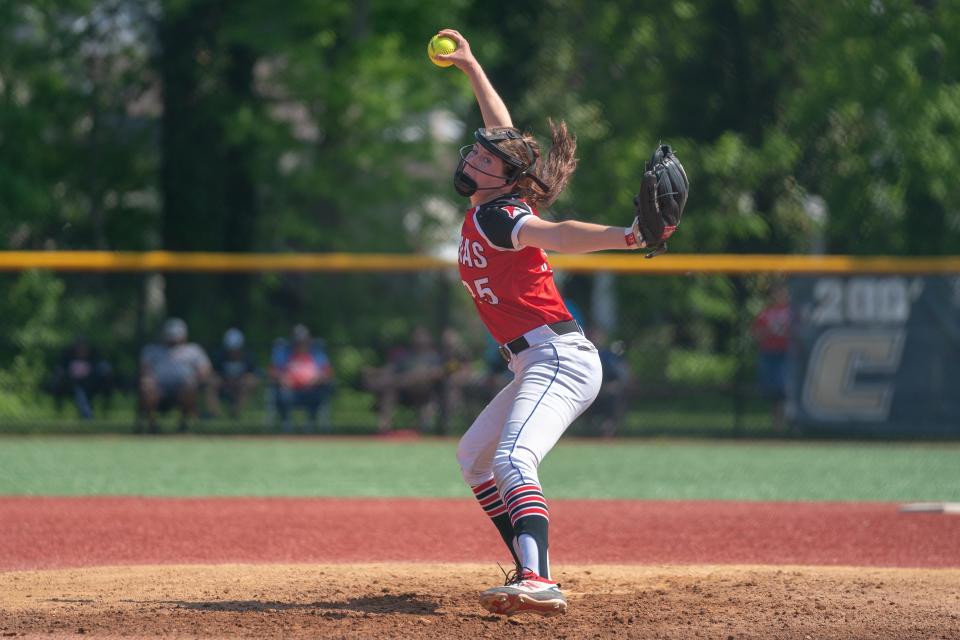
[{"left": 138, "top": 317, "right": 212, "bottom": 433}]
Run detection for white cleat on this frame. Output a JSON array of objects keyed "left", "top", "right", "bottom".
[{"left": 479, "top": 568, "right": 568, "bottom": 617}]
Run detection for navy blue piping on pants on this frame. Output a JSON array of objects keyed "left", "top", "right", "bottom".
[{"left": 506, "top": 342, "right": 561, "bottom": 487}]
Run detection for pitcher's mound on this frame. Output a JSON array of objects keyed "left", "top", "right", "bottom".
[{"left": 2, "top": 563, "right": 958, "bottom": 639}]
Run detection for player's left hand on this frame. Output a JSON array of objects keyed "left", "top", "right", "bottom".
[{"left": 631, "top": 144, "right": 689, "bottom": 258}]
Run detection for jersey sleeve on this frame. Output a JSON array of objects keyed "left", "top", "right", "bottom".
[{"left": 474, "top": 201, "right": 533, "bottom": 250}]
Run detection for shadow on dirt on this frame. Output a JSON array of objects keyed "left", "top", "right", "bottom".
[{"left": 147, "top": 593, "right": 440, "bottom": 616}]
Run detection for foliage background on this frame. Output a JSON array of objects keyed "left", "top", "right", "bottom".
[{"left": 1, "top": 0, "right": 959, "bottom": 418}]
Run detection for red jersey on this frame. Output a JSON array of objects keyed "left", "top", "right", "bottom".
[
  {"left": 458, "top": 194, "right": 573, "bottom": 344},
  {"left": 752, "top": 302, "right": 791, "bottom": 353}
]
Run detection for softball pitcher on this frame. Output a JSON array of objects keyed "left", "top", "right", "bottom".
[{"left": 434, "top": 29, "right": 688, "bottom": 617}]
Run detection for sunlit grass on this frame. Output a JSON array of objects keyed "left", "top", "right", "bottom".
[{"left": 1, "top": 435, "right": 957, "bottom": 502}]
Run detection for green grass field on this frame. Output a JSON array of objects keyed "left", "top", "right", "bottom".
[{"left": 1, "top": 435, "right": 957, "bottom": 502}]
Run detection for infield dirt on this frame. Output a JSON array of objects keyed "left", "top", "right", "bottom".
[{"left": 3, "top": 563, "right": 959, "bottom": 639}]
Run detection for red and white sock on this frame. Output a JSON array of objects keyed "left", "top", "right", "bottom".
[
  {"left": 503, "top": 482, "right": 551, "bottom": 578},
  {"left": 472, "top": 478, "right": 507, "bottom": 518},
  {"left": 471, "top": 478, "right": 521, "bottom": 567}
]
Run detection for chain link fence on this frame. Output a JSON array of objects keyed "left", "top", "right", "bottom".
[{"left": 0, "top": 261, "right": 793, "bottom": 437}]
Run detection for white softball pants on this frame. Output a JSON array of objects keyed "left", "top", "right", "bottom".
[{"left": 457, "top": 330, "right": 602, "bottom": 493}]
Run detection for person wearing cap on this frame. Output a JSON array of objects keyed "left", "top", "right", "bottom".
[
  {"left": 138, "top": 317, "right": 212, "bottom": 433},
  {"left": 268, "top": 324, "right": 335, "bottom": 433},
  {"left": 207, "top": 328, "right": 259, "bottom": 420}
]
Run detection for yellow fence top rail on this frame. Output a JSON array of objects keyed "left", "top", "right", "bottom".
[{"left": 1, "top": 251, "right": 960, "bottom": 274}]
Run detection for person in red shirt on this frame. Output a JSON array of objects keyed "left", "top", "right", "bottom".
[
  {"left": 751, "top": 283, "right": 791, "bottom": 432},
  {"left": 434, "top": 29, "right": 657, "bottom": 617},
  {"left": 269, "top": 324, "right": 335, "bottom": 433}
]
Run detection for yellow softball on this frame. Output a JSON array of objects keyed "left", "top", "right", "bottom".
[{"left": 427, "top": 35, "right": 457, "bottom": 67}]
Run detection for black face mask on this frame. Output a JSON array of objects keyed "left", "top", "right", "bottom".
[
  {"left": 453, "top": 145, "right": 517, "bottom": 198},
  {"left": 453, "top": 155, "right": 479, "bottom": 196}
]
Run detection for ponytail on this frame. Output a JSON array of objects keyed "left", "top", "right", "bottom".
[{"left": 491, "top": 119, "right": 578, "bottom": 208}]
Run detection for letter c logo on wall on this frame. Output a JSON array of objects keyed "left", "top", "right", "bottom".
[{"left": 802, "top": 327, "right": 906, "bottom": 422}]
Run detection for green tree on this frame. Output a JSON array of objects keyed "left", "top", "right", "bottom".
[
  {"left": 0, "top": 2, "right": 158, "bottom": 396},
  {"left": 0, "top": 1, "right": 158, "bottom": 250},
  {"left": 785, "top": 0, "right": 960, "bottom": 255}
]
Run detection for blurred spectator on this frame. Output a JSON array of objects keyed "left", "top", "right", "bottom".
[
  {"left": 363, "top": 325, "right": 444, "bottom": 434},
  {"left": 269, "top": 324, "right": 335, "bottom": 433},
  {"left": 138, "top": 318, "right": 213, "bottom": 433},
  {"left": 588, "top": 328, "right": 631, "bottom": 438},
  {"left": 481, "top": 335, "right": 514, "bottom": 393},
  {"left": 437, "top": 327, "right": 478, "bottom": 432},
  {"left": 751, "top": 283, "right": 792, "bottom": 433},
  {"left": 50, "top": 337, "right": 114, "bottom": 420},
  {"left": 207, "top": 328, "right": 259, "bottom": 419}
]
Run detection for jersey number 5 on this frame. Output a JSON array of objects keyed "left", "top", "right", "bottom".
[{"left": 462, "top": 277, "right": 500, "bottom": 304}]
